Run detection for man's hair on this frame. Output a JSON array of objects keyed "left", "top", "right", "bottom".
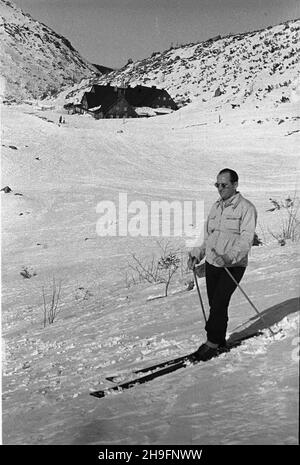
[{"left": 218, "top": 168, "right": 239, "bottom": 184}]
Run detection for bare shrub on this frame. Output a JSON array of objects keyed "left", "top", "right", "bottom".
[
  {"left": 157, "top": 252, "right": 181, "bottom": 296},
  {"left": 42, "top": 278, "right": 62, "bottom": 327},
  {"left": 266, "top": 193, "right": 300, "bottom": 244},
  {"left": 127, "top": 240, "right": 181, "bottom": 297}
]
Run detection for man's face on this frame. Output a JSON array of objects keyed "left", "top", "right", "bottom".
[{"left": 216, "top": 172, "right": 237, "bottom": 200}]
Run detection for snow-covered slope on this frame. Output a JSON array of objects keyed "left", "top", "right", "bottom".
[
  {"left": 1, "top": 97, "right": 299, "bottom": 444},
  {"left": 0, "top": 0, "right": 96, "bottom": 102},
  {"left": 59, "top": 18, "right": 300, "bottom": 110}
]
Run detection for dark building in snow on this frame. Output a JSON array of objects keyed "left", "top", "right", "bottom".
[
  {"left": 77, "top": 84, "right": 178, "bottom": 119},
  {"left": 81, "top": 86, "right": 138, "bottom": 119}
]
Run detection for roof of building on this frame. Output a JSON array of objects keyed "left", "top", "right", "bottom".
[
  {"left": 124, "top": 85, "right": 164, "bottom": 107},
  {"left": 89, "top": 84, "right": 170, "bottom": 108},
  {"left": 81, "top": 84, "right": 177, "bottom": 114},
  {"left": 83, "top": 90, "right": 120, "bottom": 113}
]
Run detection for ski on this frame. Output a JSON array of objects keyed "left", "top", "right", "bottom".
[
  {"left": 90, "top": 330, "right": 262, "bottom": 399},
  {"left": 105, "top": 351, "right": 196, "bottom": 383},
  {"left": 106, "top": 328, "right": 265, "bottom": 383}
]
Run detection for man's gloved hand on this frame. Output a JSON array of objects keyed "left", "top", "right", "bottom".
[
  {"left": 213, "top": 250, "right": 232, "bottom": 267},
  {"left": 222, "top": 254, "right": 233, "bottom": 265},
  {"left": 187, "top": 248, "right": 205, "bottom": 270},
  {"left": 214, "top": 255, "right": 226, "bottom": 266},
  {"left": 187, "top": 253, "right": 199, "bottom": 270}
]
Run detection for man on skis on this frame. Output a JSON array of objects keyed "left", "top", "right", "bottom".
[{"left": 188, "top": 168, "right": 257, "bottom": 361}]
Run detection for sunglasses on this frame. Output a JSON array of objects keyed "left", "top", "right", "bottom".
[{"left": 214, "top": 182, "right": 231, "bottom": 189}]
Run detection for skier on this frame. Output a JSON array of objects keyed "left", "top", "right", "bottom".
[{"left": 188, "top": 168, "right": 257, "bottom": 361}]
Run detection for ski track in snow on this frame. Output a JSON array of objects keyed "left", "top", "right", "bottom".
[{"left": 1, "top": 100, "right": 299, "bottom": 445}]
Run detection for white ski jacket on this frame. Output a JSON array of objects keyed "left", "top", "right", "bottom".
[{"left": 191, "top": 192, "right": 257, "bottom": 268}]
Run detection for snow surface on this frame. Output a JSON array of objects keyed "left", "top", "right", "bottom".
[{"left": 1, "top": 96, "right": 299, "bottom": 444}]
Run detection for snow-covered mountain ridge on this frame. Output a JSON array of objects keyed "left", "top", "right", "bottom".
[
  {"left": 1, "top": 0, "right": 299, "bottom": 109},
  {"left": 61, "top": 17, "right": 299, "bottom": 110},
  {"left": 0, "top": 0, "right": 97, "bottom": 102},
  {"left": 105, "top": 18, "right": 299, "bottom": 107}
]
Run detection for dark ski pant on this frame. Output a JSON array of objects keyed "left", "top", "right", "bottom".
[{"left": 205, "top": 261, "right": 246, "bottom": 345}]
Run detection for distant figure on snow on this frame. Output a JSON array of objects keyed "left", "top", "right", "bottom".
[
  {"left": 59, "top": 115, "right": 63, "bottom": 124},
  {"left": 188, "top": 168, "right": 257, "bottom": 361}
]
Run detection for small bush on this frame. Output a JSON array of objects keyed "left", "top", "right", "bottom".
[
  {"left": 42, "top": 278, "right": 62, "bottom": 327},
  {"left": 266, "top": 194, "right": 300, "bottom": 244},
  {"left": 127, "top": 240, "right": 181, "bottom": 297},
  {"left": 20, "top": 267, "right": 37, "bottom": 279},
  {"left": 157, "top": 252, "right": 180, "bottom": 296}
]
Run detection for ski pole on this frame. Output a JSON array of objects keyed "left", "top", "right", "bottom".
[
  {"left": 193, "top": 267, "right": 207, "bottom": 324},
  {"left": 211, "top": 248, "right": 276, "bottom": 336},
  {"left": 224, "top": 266, "right": 276, "bottom": 336}
]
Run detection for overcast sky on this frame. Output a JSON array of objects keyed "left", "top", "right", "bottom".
[{"left": 12, "top": 0, "right": 300, "bottom": 68}]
